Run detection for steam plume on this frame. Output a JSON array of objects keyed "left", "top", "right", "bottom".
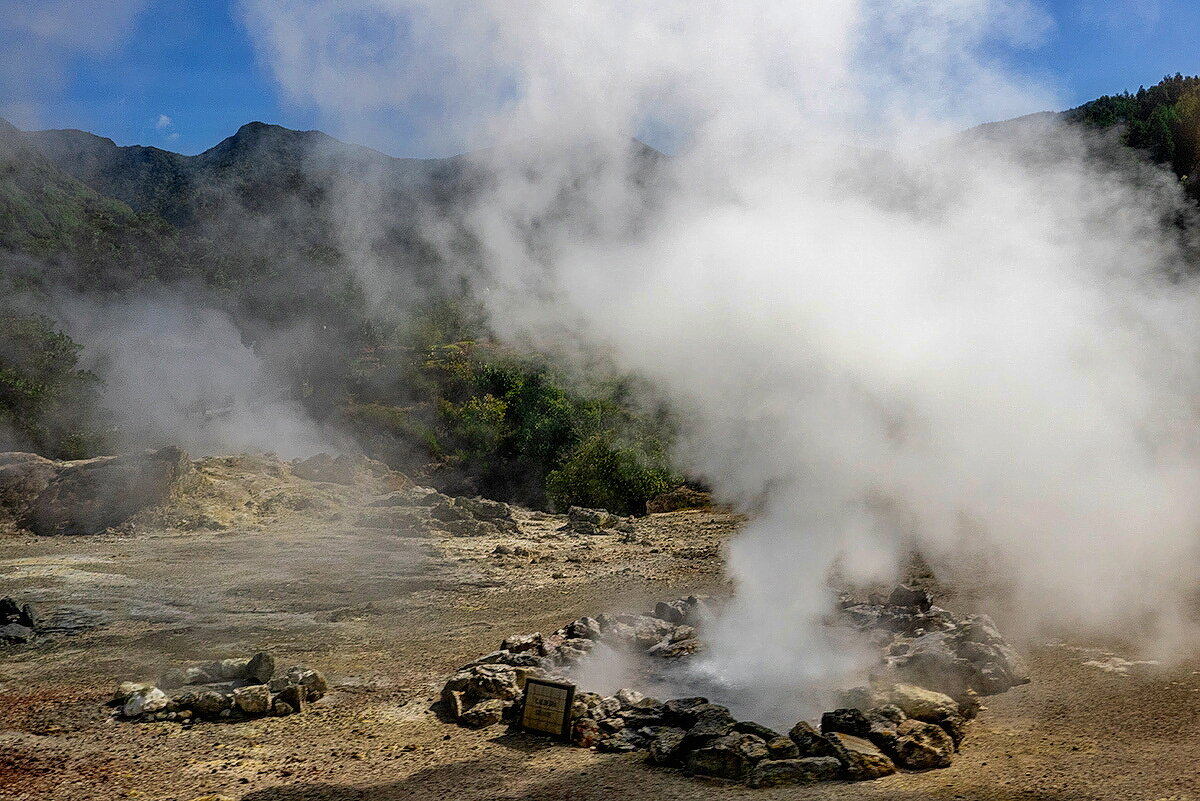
[{"left": 242, "top": 0, "right": 1200, "bottom": 701}]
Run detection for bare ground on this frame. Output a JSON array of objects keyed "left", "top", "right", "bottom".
[{"left": 1, "top": 455, "right": 1197, "bottom": 801}]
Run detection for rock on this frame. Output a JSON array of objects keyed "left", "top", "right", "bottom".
[
  {"left": 936, "top": 713, "right": 968, "bottom": 748},
  {"left": 501, "top": 633, "right": 543, "bottom": 654},
  {"left": 886, "top": 683, "right": 960, "bottom": 721},
  {"left": 0, "top": 453, "right": 59, "bottom": 523},
  {"left": 646, "top": 726, "right": 688, "bottom": 765},
  {"left": 0, "top": 597, "right": 35, "bottom": 629},
  {"left": 685, "top": 734, "right": 768, "bottom": 781},
  {"left": 566, "top": 506, "right": 619, "bottom": 528},
  {"left": 820, "top": 708, "right": 872, "bottom": 738},
  {"left": 275, "top": 684, "right": 309, "bottom": 714},
  {"left": 746, "top": 757, "right": 842, "bottom": 788},
  {"left": 891, "top": 614, "right": 1028, "bottom": 698},
  {"left": 271, "top": 700, "right": 295, "bottom": 716},
  {"left": 654, "top": 600, "right": 688, "bottom": 624},
  {"left": 24, "top": 447, "right": 191, "bottom": 536},
  {"left": 597, "top": 696, "right": 623, "bottom": 718},
  {"left": 572, "top": 717, "right": 602, "bottom": 747},
  {"left": 232, "top": 685, "right": 272, "bottom": 717},
  {"left": 441, "top": 664, "right": 521, "bottom": 707},
  {"left": 645, "top": 486, "right": 711, "bottom": 514},
  {"left": 459, "top": 699, "right": 505, "bottom": 728},
  {"left": 684, "top": 705, "right": 736, "bottom": 747},
  {"left": 823, "top": 732, "right": 897, "bottom": 780},
  {"left": 766, "top": 736, "right": 800, "bottom": 760},
  {"left": 789, "top": 721, "right": 838, "bottom": 758},
  {"left": 122, "top": 687, "right": 168, "bottom": 718},
  {"left": 282, "top": 666, "right": 328, "bottom": 700},
  {"left": 113, "top": 682, "right": 154, "bottom": 705},
  {"left": 455, "top": 497, "right": 518, "bottom": 533},
  {"left": 733, "top": 721, "right": 783, "bottom": 741},
  {"left": 246, "top": 652, "right": 274, "bottom": 684},
  {"left": 887, "top": 584, "right": 933, "bottom": 611},
  {"left": 565, "top": 616, "right": 602, "bottom": 640},
  {"left": 445, "top": 689, "right": 467, "bottom": 719},
  {"left": 292, "top": 453, "right": 359, "bottom": 485},
  {"left": 0, "top": 623, "right": 34, "bottom": 643},
  {"left": 598, "top": 728, "right": 649, "bottom": 752},
  {"left": 614, "top": 688, "right": 646, "bottom": 709},
  {"left": 190, "top": 690, "right": 233, "bottom": 719},
  {"left": 890, "top": 719, "right": 954, "bottom": 769}
]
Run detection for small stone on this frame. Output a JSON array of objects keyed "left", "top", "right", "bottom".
[
  {"left": 282, "top": 666, "right": 328, "bottom": 700},
  {"left": 459, "top": 699, "right": 505, "bottom": 728},
  {"left": 113, "top": 682, "right": 153, "bottom": 705},
  {"left": 746, "top": 756, "right": 843, "bottom": 788},
  {"left": 271, "top": 700, "right": 295, "bottom": 717},
  {"left": 614, "top": 688, "right": 646, "bottom": 709},
  {"left": 0, "top": 624, "right": 34, "bottom": 643},
  {"left": 733, "top": 721, "right": 782, "bottom": 741}
]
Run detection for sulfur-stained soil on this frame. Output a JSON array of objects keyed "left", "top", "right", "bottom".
[{"left": 0, "top": 454, "right": 1197, "bottom": 801}]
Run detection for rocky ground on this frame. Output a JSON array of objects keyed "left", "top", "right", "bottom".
[{"left": 0, "top": 452, "right": 1198, "bottom": 800}]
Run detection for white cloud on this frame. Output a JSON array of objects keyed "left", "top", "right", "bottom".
[{"left": 155, "top": 113, "right": 172, "bottom": 129}]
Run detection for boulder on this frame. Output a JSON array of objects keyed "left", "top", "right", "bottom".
[
  {"left": 684, "top": 705, "right": 736, "bottom": 747},
  {"left": 0, "top": 453, "right": 59, "bottom": 520},
  {"left": 823, "top": 732, "right": 896, "bottom": 780},
  {"left": 275, "top": 684, "right": 309, "bottom": 714},
  {"left": 598, "top": 728, "right": 650, "bottom": 752},
  {"left": 501, "top": 633, "right": 543, "bottom": 654},
  {"left": 746, "top": 756, "right": 842, "bottom": 788},
  {"left": 441, "top": 664, "right": 521, "bottom": 707},
  {"left": 663, "top": 696, "right": 710, "bottom": 727},
  {"left": 685, "top": 734, "right": 768, "bottom": 780},
  {"left": 232, "top": 685, "right": 272, "bottom": 717},
  {"left": 0, "top": 597, "right": 36, "bottom": 629},
  {"left": 887, "top": 584, "right": 933, "bottom": 611},
  {"left": 281, "top": 666, "right": 328, "bottom": 700},
  {"left": 566, "top": 506, "right": 620, "bottom": 528},
  {"left": 459, "top": 699, "right": 506, "bottom": 728},
  {"left": 733, "top": 721, "right": 783, "bottom": 741},
  {"left": 654, "top": 600, "right": 689, "bottom": 624},
  {"left": 188, "top": 690, "right": 231, "bottom": 719},
  {"left": 122, "top": 686, "right": 168, "bottom": 718},
  {"left": 767, "top": 735, "right": 801, "bottom": 760},
  {"left": 788, "top": 720, "right": 838, "bottom": 758},
  {"left": 820, "top": 708, "right": 872, "bottom": 738},
  {"left": 565, "top": 616, "right": 602, "bottom": 640},
  {"left": 885, "top": 683, "right": 960, "bottom": 721},
  {"left": 646, "top": 726, "right": 689, "bottom": 765},
  {"left": 890, "top": 719, "right": 955, "bottom": 770},
  {"left": 24, "top": 447, "right": 191, "bottom": 536}
]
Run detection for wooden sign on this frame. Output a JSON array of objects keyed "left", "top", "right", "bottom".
[{"left": 520, "top": 678, "right": 576, "bottom": 739}]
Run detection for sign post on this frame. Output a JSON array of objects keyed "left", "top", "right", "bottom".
[{"left": 520, "top": 678, "right": 576, "bottom": 739}]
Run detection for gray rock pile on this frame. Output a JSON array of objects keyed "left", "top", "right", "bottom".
[
  {"left": 111, "top": 652, "right": 328, "bottom": 724},
  {"left": 440, "top": 585, "right": 1026, "bottom": 787}
]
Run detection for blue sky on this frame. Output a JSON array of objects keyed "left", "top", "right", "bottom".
[{"left": 3, "top": 0, "right": 1200, "bottom": 158}]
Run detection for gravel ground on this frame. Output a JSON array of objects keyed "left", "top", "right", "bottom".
[{"left": 0, "top": 456, "right": 1197, "bottom": 801}]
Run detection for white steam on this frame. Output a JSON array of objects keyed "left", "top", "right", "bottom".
[{"left": 243, "top": 0, "right": 1200, "bottom": 702}]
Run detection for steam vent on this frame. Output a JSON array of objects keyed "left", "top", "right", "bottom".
[{"left": 441, "top": 589, "right": 1027, "bottom": 787}]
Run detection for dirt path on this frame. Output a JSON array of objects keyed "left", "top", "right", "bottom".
[{"left": 1, "top": 457, "right": 1197, "bottom": 801}]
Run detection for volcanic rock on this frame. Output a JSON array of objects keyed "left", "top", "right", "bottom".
[
  {"left": 733, "top": 721, "right": 783, "bottom": 741},
  {"left": 123, "top": 686, "right": 168, "bottom": 718},
  {"left": 663, "top": 696, "right": 710, "bottom": 727},
  {"left": 684, "top": 705, "right": 736, "bottom": 747},
  {"left": 746, "top": 756, "right": 843, "bottom": 788},
  {"left": 685, "top": 734, "right": 768, "bottom": 780},
  {"left": 823, "top": 732, "right": 897, "bottom": 780},
  {"left": 281, "top": 665, "right": 328, "bottom": 700},
  {"left": 766, "top": 735, "right": 801, "bottom": 759},
  {"left": 565, "top": 616, "right": 602, "bottom": 640},
  {"left": 232, "top": 685, "right": 272, "bottom": 716},
  {"left": 890, "top": 719, "right": 955, "bottom": 769},
  {"left": 788, "top": 720, "right": 838, "bottom": 758},
  {"left": 501, "top": 632, "right": 543, "bottom": 654},
  {"left": 885, "top": 683, "right": 960, "bottom": 720},
  {"left": 441, "top": 664, "right": 521, "bottom": 707},
  {"left": 291, "top": 453, "right": 359, "bottom": 485},
  {"left": 24, "top": 446, "right": 191, "bottom": 536},
  {"left": 459, "top": 699, "right": 506, "bottom": 728},
  {"left": 645, "top": 486, "right": 711, "bottom": 514},
  {"left": 821, "top": 707, "right": 872, "bottom": 738},
  {"left": 0, "top": 623, "right": 34, "bottom": 643},
  {"left": 887, "top": 584, "right": 933, "bottom": 611},
  {"left": 190, "top": 690, "right": 232, "bottom": 718},
  {"left": 598, "top": 728, "right": 650, "bottom": 752},
  {"left": 0, "top": 597, "right": 35, "bottom": 629},
  {"left": 275, "top": 684, "right": 309, "bottom": 714},
  {"left": 572, "top": 718, "right": 602, "bottom": 747},
  {"left": 654, "top": 600, "right": 689, "bottom": 624},
  {"left": 646, "top": 726, "right": 689, "bottom": 765}
]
